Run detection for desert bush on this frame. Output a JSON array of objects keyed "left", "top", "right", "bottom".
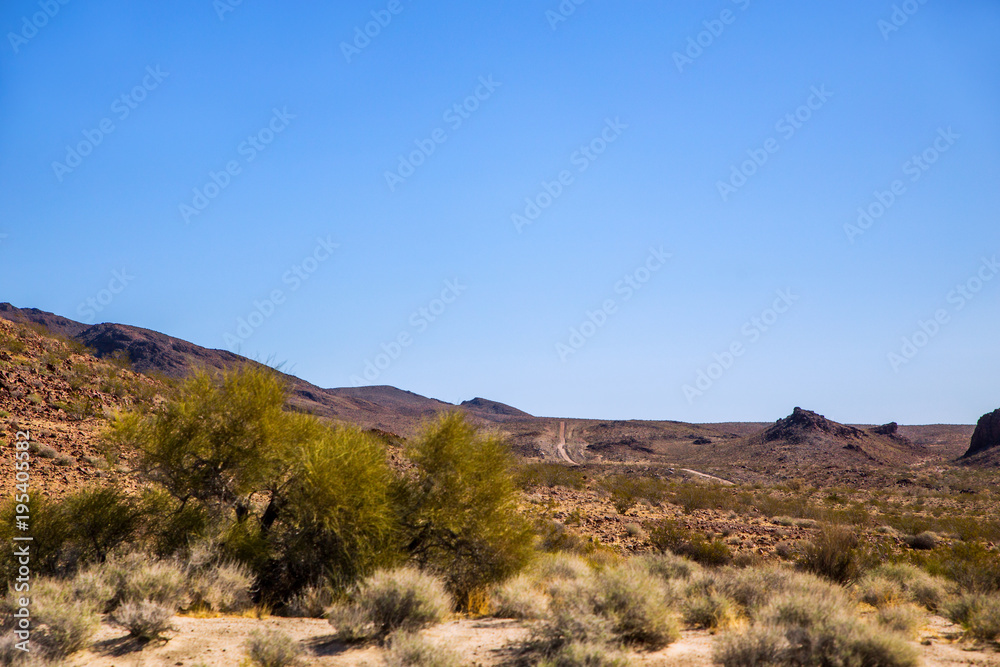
[
  {"left": 589, "top": 562, "right": 680, "bottom": 649},
  {"left": 600, "top": 475, "right": 667, "bottom": 514},
  {"left": 857, "top": 563, "right": 948, "bottom": 611},
  {"left": 517, "top": 462, "right": 587, "bottom": 490},
  {"left": 905, "top": 531, "right": 939, "bottom": 550},
  {"left": 383, "top": 632, "right": 461, "bottom": 667},
  {"left": 18, "top": 578, "right": 101, "bottom": 659},
  {"left": 113, "top": 600, "right": 174, "bottom": 642},
  {"left": 876, "top": 603, "right": 924, "bottom": 639},
  {"left": 683, "top": 590, "right": 737, "bottom": 629},
  {"left": 529, "top": 579, "right": 616, "bottom": 655},
  {"left": 648, "top": 520, "right": 731, "bottom": 566},
  {"left": 70, "top": 567, "right": 116, "bottom": 612},
  {"left": 947, "top": 593, "right": 1000, "bottom": 641},
  {"left": 490, "top": 575, "right": 547, "bottom": 619},
  {"left": 915, "top": 541, "right": 1000, "bottom": 593},
  {"left": 244, "top": 629, "right": 303, "bottom": 667},
  {"left": 328, "top": 567, "right": 451, "bottom": 641},
  {"left": 535, "top": 641, "right": 629, "bottom": 667},
  {"left": 530, "top": 553, "right": 593, "bottom": 585},
  {"left": 283, "top": 585, "right": 336, "bottom": 618},
  {"left": 713, "top": 625, "right": 788, "bottom": 667},
  {"left": 715, "top": 566, "right": 797, "bottom": 617},
  {"left": 966, "top": 596, "right": 1000, "bottom": 641},
  {"left": 103, "top": 555, "right": 188, "bottom": 610},
  {"left": 189, "top": 561, "right": 253, "bottom": 612},
  {"left": 797, "top": 524, "right": 862, "bottom": 584},
  {"left": 398, "top": 413, "right": 534, "bottom": 607},
  {"left": 634, "top": 552, "right": 700, "bottom": 582}
]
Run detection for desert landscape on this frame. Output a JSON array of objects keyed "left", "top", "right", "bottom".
[{"left": 1, "top": 306, "right": 998, "bottom": 666}]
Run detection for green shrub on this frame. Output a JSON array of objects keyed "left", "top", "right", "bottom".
[
  {"left": 112, "top": 600, "right": 174, "bottom": 642},
  {"left": 529, "top": 553, "right": 593, "bottom": 586},
  {"left": 383, "top": 632, "right": 461, "bottom": 667},
  {"left": 905, "top": 531, "right": 939, "bottom": 550},
  {"left": 715, "top": 566, "right": 797, "bottom": 617},
  {"left": 244, "top": 629, "right": 303, "bottom": 667},
  {"left": 398, "top": 413, "right": 534, "bottom": 607},
  {"left": 915, "top": 541, "right": 1000, "bottom": 593},
  {"left": 328, "top": 567, "right": 451, "bottom": 641}
]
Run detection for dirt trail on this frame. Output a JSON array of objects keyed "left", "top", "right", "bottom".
[
  {"left": 555, "top": 420, "right": 577, "bottom": 465},
  {"left": 678, "top": 468, "right": 734, "bottom": 485}
]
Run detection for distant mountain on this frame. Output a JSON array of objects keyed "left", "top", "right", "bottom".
[
  {"left": 733, "top": 407, "right": 927, "bottom": 467},
  {"left": 0, "top": 303, "right": 979, "bottom": 480},
  {"left": 0, "top": 303, "right": 496, "bottom": 438},
  {"left": 460, "top": 397, "right": 532, "bottom": 418}
]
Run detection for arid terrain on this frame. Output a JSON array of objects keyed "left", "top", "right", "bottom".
[{"left": 1, "top": 304, "right": 999, "bottom": 666}]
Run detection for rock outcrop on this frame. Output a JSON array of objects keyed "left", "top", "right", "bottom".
[{"left": 964, "top": 408, "right": 1000, "bottom": 458}]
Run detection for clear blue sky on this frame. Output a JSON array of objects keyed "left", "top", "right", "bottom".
[{"left": 2, "top": 1, "right": 998, "bottom": 425}]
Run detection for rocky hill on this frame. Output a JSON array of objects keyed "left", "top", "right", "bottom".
[{"left": 961, "top": 408, "right": 1000, "bottom": 467}]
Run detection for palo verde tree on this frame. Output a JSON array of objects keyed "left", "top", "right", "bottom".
[
  {"left": 106, "top": 365, "right": 399, "bottom": 601},
  {"left": 398, "top": 412, "right": 535, "bottom": 608}
]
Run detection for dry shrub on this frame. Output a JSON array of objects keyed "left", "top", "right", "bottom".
[
  {"left": 683, "top": 590, "right": 738, "bottom": 629},
  {"left": 284, "top": 585, "right": 335, "bottom": 618},
  {"left": 876, "top": 603, "right": 925, "bottom": 639},
  {"left": 905, "top": 531, "right": 939, "bottom": 550},
  {"left": 947, "top": 593, "right": 1000, "bottom": 641},
  {"left": 633, "top": 552, "right": 700, "bottom": 582},
  {"left": 797, "top": 524, "right": 862, "bottom": 584},
  {"left": 589, "top": 562, "right": 681, "bottom": 648},
  {"left": 189, "top": 561, "right": 254, "bottom": 612},
  {"left": 490, "top": 575, "right": 547, "bottom": 619},
  {"left": 383, "top": 632, "right": 461, "bottom": 667},
  {"left": 244, "top": 629, "right": 303, "bottom": 667},
  {"left": 328, "top": 567, "right": 451, "bottom": 641},
  {"left": 529, "top": 552, "right": 593, "bottom": 585},
  {"left": 648, "top": 520, "right": 732, "bottom": 566},
  {"left": 714, "top": 625, "right": 789, "bottom": 667},
  {"left": 103, "top": 554, "right": 188, "bottom": 610},
  {"left": 112, "top": 600, "right": 174, "bottom": 642},
  {"left": 536, "top": 641, "right": 629, "bottom": 667},
  {"left": 857, "top": 563, "right": 948, "bottom": 611}
]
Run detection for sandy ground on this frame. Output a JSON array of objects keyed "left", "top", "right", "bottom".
[{"left": 59, "top": 614, "right": 1000, "bottom": 667}]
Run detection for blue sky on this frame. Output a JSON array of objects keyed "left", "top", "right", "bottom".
[{"left": 1, "top": 1, "right": 998, "bottom": 424}]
